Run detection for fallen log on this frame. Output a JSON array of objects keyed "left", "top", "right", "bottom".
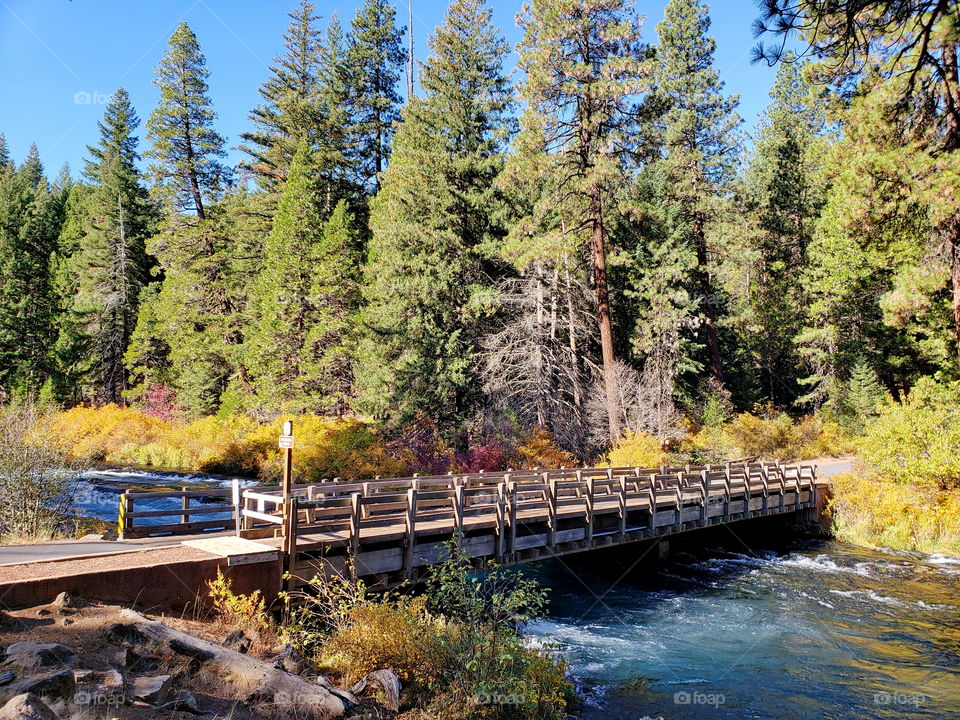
[{"left": 115, "top": 609, "right": 350, "bottom": 718}]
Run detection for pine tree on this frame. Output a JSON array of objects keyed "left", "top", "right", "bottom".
[
  {"left": 355, "top": 0, "right": 512, "bottom": 426},
  {"left": 0, "top": 145, "right": 63, "bottom": 396},
  {"left": 654, "top": 0, "right": 742, "bottom": 389},
  {"left": 345, "top": 0, "right": 406, "bottom": 190},
  {"left": 506, "top": 0, "right": 651, "bottom": 442},
  {"left": 0, "top": 134, "right": 9, "bottom": 170},
  {"left": 57, "top": 89, "right": 156, "bottom": 402},
  {"left": 146, "top": 22, "right": 230, "bottom": 219},
  {"left": 240, "top": 1, "right": 325, "bottom": 191},
  {"left": 743, "top": 56, "right": 827, "bottom": 405},
  {"left": 245, "top": 141, "right": 360, "bottom": 413}
]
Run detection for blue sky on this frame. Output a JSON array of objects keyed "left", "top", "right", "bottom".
[{"left": 0, "top": 0, "right": 784, "bottom": 179}]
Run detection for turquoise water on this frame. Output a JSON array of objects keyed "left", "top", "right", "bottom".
[{"left": 527, "top": 540, "right": 960, "bottom": 719}]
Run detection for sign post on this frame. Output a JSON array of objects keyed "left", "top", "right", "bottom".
[{"left": 279, "top": 420, "right": 295, "bottom": 551}]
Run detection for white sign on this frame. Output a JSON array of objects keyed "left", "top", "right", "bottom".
[{"left": 278, "top": 435, "right": 295, "bottom": 449}]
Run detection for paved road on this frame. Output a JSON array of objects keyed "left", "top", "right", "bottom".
[
  {"left": 812, "top": 458, "right": 854, "bottom": 479},
  {"left": 0, "top": 531, "right": 233, "bottom": 565}
]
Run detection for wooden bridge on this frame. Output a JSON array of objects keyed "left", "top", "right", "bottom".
[{"left": 214, "top": 462, "right": 818, "bottom": 590}]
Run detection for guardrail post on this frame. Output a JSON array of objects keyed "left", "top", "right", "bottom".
[
  {"left": 618, "top": 476, "right": 627, "bottom": 542},
  {"left": 284, "top": 497, "right": 299, "bottom": 590},
  {"left": 404, "top": 488, "right": 417, "bottom": 581},
  {"left": 547, "top": 475, "right": 557, "bottom": 551},
  {"left": 181, "top": 487, "right": 190, "bottom": 524},
  {"left": 349, "top": 493, "right": 361, "bottom": 579},
  {"left": 699, "top": 470, "right": 708, "bottom": 525},
  {"left": 584, "top": 475, "right": 595, "bottom": 546},
  {"left": 232, "top": 479, "right": 241, "bottom": 536},
  {"left": 453, "top": 484, "right": 464, "bottom": 533},
  {"left": 117, "top": 492, "right": 128, "bottom": 540},
  {"left": 495, "top": 480, "right": 507, "bottom": 563},
  {"left": 508, "top": 480, "right": 518, "bottom": 562}
]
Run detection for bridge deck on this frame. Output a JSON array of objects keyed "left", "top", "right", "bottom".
[{"left": 239, "top": 462, "right": 818, "bottom": 589}]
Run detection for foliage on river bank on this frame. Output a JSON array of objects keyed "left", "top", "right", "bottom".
[
  {"left": 0, "top": 404, "right": 89, "bottom": 541},
  {"left": 279, "top": 540, "right": 573, "bottom": 719},
  {"left": 829, "top": 380, "right": 960, "bottom": 554}
]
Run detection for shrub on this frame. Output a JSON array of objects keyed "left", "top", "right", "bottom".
[
  {"left": 46, "top": 404, "right": 166, "bottom": 462},
  {"left": 858, "top": 392, "right": 960, "bottom": 491},
  {"left": 282, "top": 540, "right": 572, "bottom": 719},
  {"left": 829, "top": 472, "right": 960, "bottom": 555},
  {"left": 0, "top": 404, "right": 89, "bottom": 540},
  {"left": 606, "top": 430, "right": 669, "bottom": 468},
  {"left": 206, "top": 569, "right": 271, "bottom": 635},
  {"left": 516, "top": 427, "right": 575, "bottom": 469}
]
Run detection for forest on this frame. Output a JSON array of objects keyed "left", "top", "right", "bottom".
[{"left": 1, "top": 0, "right": 959, "bottom": 507}]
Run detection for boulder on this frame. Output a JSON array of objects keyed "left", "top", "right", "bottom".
[
  {"left": 1, "top": 643, "right": 75, "bottom": 669},
  {"left": 73, "top": 669, "right": 123, "bottom": 706},
  {"left": 350, "top": 669, "right": 401, "bottom": 712},
  {"left": 0, "top": 694, "right": 56, "bottom": 720},
  {"left": 223, "top": 630, "right": 251, "bottom": 655},
  {"left": 128, "top": 675, "right": 172, "bottom": 706},
  {"left": 113, "top": 648, "right": 160, "bottom": 673},
  {"left": 51, "top": 593, "right": 78, "bottom": 610},
  {"left": 7, "top": 670, "right": 75, "bottom": 702},
  {"left": 155, "top": 689, "right": 200, "bottom": 714}
]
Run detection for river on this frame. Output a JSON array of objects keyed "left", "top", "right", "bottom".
[{"left": 526, "top": 539, "right": 960, "bottom": 719}]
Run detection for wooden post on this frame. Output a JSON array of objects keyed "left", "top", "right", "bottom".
[
  {"left": 118, "top": 492, "right": 128, "bottom": 540},
  {"left": 284, "top": 496, "right": 299, "bottom": 590},
  {"left": 547, "top": 476, "right": 557, "bottom": 551},
  {"left": 617, "top": 476, "right": 627, "bottom": 542},
  {"left": 699, "top": 470, "right": 708, "bottom": 526},
  {"left": 508, "top": 480, "right": 518, "bottom": 562},
  {"left": 349, "top": 493, "right": 361, "bottom": 578},
  {"left": 280, "top": 419, "right": 294, "bottom": 547},
  {"left": 404, "top": 488, "right": 417, "bottom": 580},
  {"left": 585, "top": 475, "right": 595, "bottom": 546},
  {"left": 232, "top": 479, "right": 241, "bottom": 536},
  {"left": 181, "top": 487, "right": 190, "bottom": 524},
  {"left": 495, "top": 480, "right": 507, "bottom": 563}
]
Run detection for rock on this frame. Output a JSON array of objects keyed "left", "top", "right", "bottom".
[
  {"left": 223, "top": 630, "right": 251, "bottom": 655},
  {"left": 1, "top": 643, "right": 75, "bottom": 670},
  {"left": 113, "top": 648, "right": 160, "bottom": 673},
  {"left": 0, "top": 694, "right": 56, "bottom": 720},
  {"left": 72, "top": 669, "right": 123, "bottom": 707},
  {"left": 350, "top": 669, "right": 401, "bottom": 712},
  {"left": 154, "top": 689, "right": 200, "bottom": 714},
  {"left": 33, "top": 611, "right": 49, "bottom": 619},
  {"left": 9, "top": 670, "right": 75, "bottom": 702},
  {"left": 0, "top": 673, "right": 14, "bottom": 688},
  {"left": 59, "top": 619, "right": 72, "bottom": 627},
  {"left": 105, "top": 623, "right": 146, "bottom": 647},
  {"left": 269, "top": 644, "right": 306, "bottom": 676},
  {"left": 128, "top": 675, "right": 171, "bottom": 706}
]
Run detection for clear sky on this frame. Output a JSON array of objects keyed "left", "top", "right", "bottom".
[{"left": 0, "top": 0, "right": 783, "bottom": 179}]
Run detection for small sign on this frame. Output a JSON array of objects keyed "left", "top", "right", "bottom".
[{"left": 278, "top": 435, "right": 295, "bottom": 449}]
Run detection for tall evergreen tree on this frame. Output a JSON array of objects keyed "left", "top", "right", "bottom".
[
  {"left": 654, "top": 0, "right": 742, "bottom": 388},
  {"left": 742, "top": 56, "right": 827, "bottom": 405},
  {"left": 146, "top": 22, "right": 230, "bottom": 219},
  {"left": 240, "top": 1, "right": 325, "bottom": 191},
  {"left": 345, "top": 0, "right": 406, "bottom": 190},
  {"left": 506, "top": 0, "right": 651, "bottom": 442},
  {"left": 245, "top": 140, "right": 360, "bottom": 413},
  {"left": 0, "top": 145, "right": 64, "bottom": 396},
  {"left": 57, "top": 89, "right": 155, "bottom": 402},
  {"left": 356, "top": 0, "right": 513, "bottom": 426}
]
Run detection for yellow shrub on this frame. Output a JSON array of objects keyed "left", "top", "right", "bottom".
[
  {"left": 829, "top": 472, "right": 960, "bottom": 555},
  {"left": 724, "top": 411, "right": 799, "bottom": 459},
  {"left": 321, "top": 595, "right": 444, "bottom": 696},
  {"left": 516, "top": 427, "right": 575, "bottom": 469},
  {"left": 606, "top": 431, "right": 669, "bottom": 468},
  {"left": 206, "top": 569, "right": 271, "bottom": 634},
  {"left": 45, "top": 404, "right": 166, "bottom": 461}
]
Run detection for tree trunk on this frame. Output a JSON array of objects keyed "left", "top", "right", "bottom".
[
  {"left": 693, "top": 210, "right": 724, "bottom": 385},
  {"left": 943, "top": 44, "right": 960, "bottom": 363},
  {"left": 590, "top": 185, "right": 620, "bottom": 442},
  {"left": 116, "top": 609, "right": 349, "bottom": 718}
]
